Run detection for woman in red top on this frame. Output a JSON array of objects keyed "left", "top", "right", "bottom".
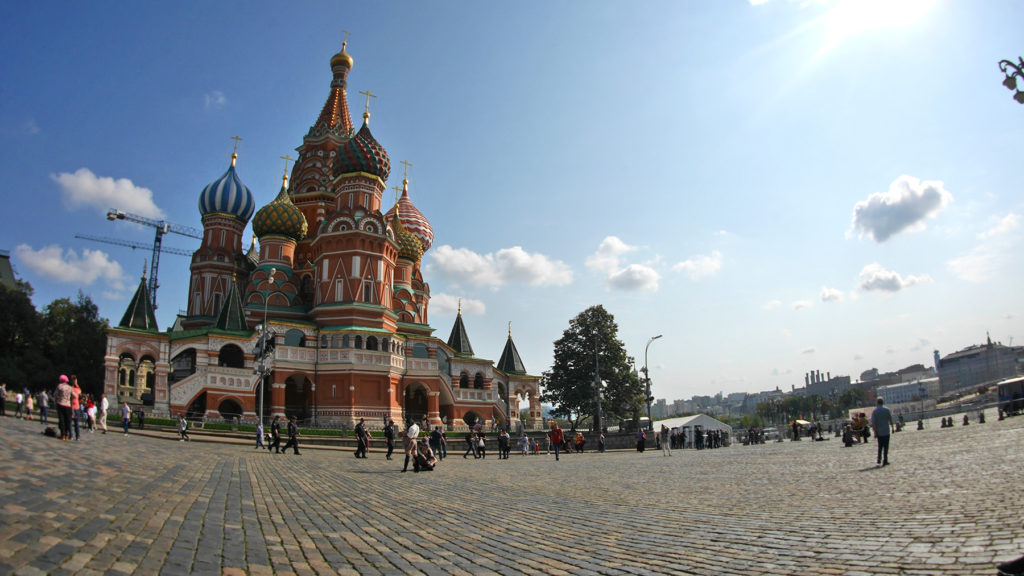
[{"left": 70, "top": 376, "right": 82, "bottom": 441}]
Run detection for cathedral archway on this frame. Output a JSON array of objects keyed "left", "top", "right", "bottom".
[
  {"left": 217, "top": 398, "right": 243, "bottom": 421},
  {"left": 187, "top": 393, "right": 207, "bottom": 419},
  {"left": 405, "top": 384, "right": 428, "bottom": 422},
  {"left": 284, "top": 374, "right": 312, "bottom": 422},
  {"left": 463, "top": 411, "right": 481, "bottom": 428},
  {"left": 170, "top": 348, "right": 197, "bottom": 384},
  {"left": 218, "top": 344, "right": 245, "bottom": 368}
]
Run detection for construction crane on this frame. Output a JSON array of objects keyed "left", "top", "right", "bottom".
[
  {"left": 74, "top": 234, "right": 193, "bottom": 257},
  {"left": 104, "top": 209, "right": 203, "bottom": 309}
]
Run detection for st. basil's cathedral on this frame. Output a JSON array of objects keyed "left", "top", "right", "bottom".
[{"left": 103, "top": 41, "right": 543, "bottom": 431}]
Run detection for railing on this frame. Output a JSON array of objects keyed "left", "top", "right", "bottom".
[
  {"left": 452, "top": 388, "right": 496, "bottom": 402},
  {"left": 169, "top": 365, "right": 255, "bottom": 405}
]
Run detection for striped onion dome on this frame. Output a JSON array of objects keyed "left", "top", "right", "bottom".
[
  {"left": 252, "top": 180, "right": 308, "bottom": 241},
  {"left": 390, "top": 207, "right": 423, "bottom": 262},
  {"left": 384, "top": 179, "right": 433, "bottom": 252},
  {"left": 198, "top": 153, "right": 255, "bottom": 222},
  {"left": 335, "top": 118, "right": 390, "bottom": 180}
]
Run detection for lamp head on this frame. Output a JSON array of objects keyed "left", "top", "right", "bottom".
[{"left": 1004, "top": 75, "right": 1018, "bottom": 90}]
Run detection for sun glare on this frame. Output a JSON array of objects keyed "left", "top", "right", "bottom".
[{"left": 820, "top": 0, "right": 936, "bottom": 56}]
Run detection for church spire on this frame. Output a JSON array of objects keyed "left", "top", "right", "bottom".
[
  {"left": 497, "top": 324, "right": 527, "bottom": 374},
  {"left": 118, "top": 274, "right": 159, "bottom": 332},
  {"left": 314, "top": 38, "right": 355, "bottom": 135},
  {"left": 446, "top": 304, "right": 475, "bottom": 357}
]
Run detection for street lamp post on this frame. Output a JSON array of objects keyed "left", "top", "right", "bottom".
[
  {"left": 256, "top": 267, "right": 277, "bottom": 428},
  {"left": 593, "top": 335, "right": 603, "bottom": 434},
  {"left": 643, "top": 334, "right": 662, "bottom": 432},
  {"left": 998, "top": 57, "right": 1024, "bottom": 104}
]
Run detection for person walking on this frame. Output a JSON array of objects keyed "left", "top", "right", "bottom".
[
  {"left": 137, "top": 408, "right": 145, "bottom": 430},
  {"left": 256, "top": 421, "right": 266, "bottom": 450},
  {"left": 281, "top": 416, "right": 300, "bottom": 454},
  {"left": 401, "top": 417, "right": 419, "bottom": 472},
  {"left": 55, "top": 375, "right": 73, "bottom": 440},
  {"left": 99, "top": 393, "right": 109, "bottom": 434},
  {"left": 14, "top": 390, "right": 24, "bottom": 418},
  {"left": 660, "top": 425, "right": 672, "bottom": 457},
  {"left": 178, "top": 414, "right": 190, "bottom": 441},
  {"left": 121, "top": 402, "right": 132, "bottom": 435},
  {"left": 548, "top": 422, "right": 564, "bottom": 461},
  {"left": 384, "top": 418, "right": 396, "bottom": 460},
  {"left": 270, "top": 415, "right": 282, "bottom": 453},
  {"left": 37, "top": 390, "right": 48, "bottom": 424},
  {"left": 636, "top": 426, "right": 646, "bottom": 453},
  {"left": 871, "top": 397, "right": 896, "bottom": 466},
  {"left": 354, "top": 418, "right": 369, "bottom": 458},
  {"left": 24, "top": 392, "right": 34, "bottom": 421}
]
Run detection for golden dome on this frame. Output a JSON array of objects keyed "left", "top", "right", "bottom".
[{"left": 331, "top": 41, "right": 353, "bottom": 69}]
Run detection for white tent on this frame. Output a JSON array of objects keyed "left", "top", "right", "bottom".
[{"left": 652, "top": 414, "right": 733, "bottom": 447}]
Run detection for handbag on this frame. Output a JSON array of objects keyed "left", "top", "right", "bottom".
[{"left": 477, "top": 437, "right": 484, "bottom": 448}]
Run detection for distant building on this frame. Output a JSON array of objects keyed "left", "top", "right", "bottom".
[
  {"left": 876, "top": 377, "right": 939, "bottom": 405},
  {"left": 652, "top": 398, "right": 668, "bottom": 419},
  {"left": 798, "top": 370, "right": 852, "bottom": 397},
  {"left": 935, "top": 336, "right": 1024, "bottom": 393},
  {"left": 0, "top": 250, "right": 17, "bottom": 290}
]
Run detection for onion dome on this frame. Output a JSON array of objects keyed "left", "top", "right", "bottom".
[
  {"left": 390, "top": 206, "right": 424, "bottom": 262},
  {"left": 384, "top": 178, "right": 433, "bottom": 252},
  {"left": 199, "top": 153, "right": 255, "bottom": 222},
  {"left": 330, "top": 40, "right": 354, "bottom": 70},
  {"left": 336, "top": 118, "right": 390, "bottom": 180},
  {"left": 252, "top": 177, "right": 308, "bottom": 241}
]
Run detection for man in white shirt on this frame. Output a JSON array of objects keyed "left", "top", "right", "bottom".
[
  {"left": 99, "top": 393, "right": 109, "bottom": 433},
  {"left": 401, "top": 418, "right": 420, "bottom": 472}
]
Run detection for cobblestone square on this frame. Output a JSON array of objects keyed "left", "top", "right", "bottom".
[{"left": 1, "top": 414, "right": 1021, "bottom": 575}]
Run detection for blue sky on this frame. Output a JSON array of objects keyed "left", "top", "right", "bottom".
[{"left": 1, "top": 1, "right": 1022, "bottom": 402}]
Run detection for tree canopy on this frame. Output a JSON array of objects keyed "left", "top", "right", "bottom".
[
  {"left": 540, "top": 305, "right": 643, "bottom": 430},
  {"left": 0, "top": 285, "right": 108, "bottom": 395}
]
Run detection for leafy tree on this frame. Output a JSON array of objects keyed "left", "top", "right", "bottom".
[
  {"left": 0, "top": 283, "right": 44, "bottom": 388},
  {"left": 42, "top": 291, "right": 109, "bottom": 397},
  {"left": 540, "top": 305, "right": 642, "bottom": 430}
]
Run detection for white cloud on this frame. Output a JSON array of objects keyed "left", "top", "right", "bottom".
[
  {"left": 585, "top": 237, "right": 660, "bottom": 292},
  {"left": 204, "top": 90, "right": 227, "bottom": 109},
  {"left": 792, "top": 300, "right": 813, "bottom": 310},
  {"left": 820, "top": 286, "right": 844, "bottom": 303},
  {"left": 672, "top": 250, "right": 723, "bottom": 280},
  {"left": 763, "top": 299, "right": 782, "bottom": 311},
  {"left": 910, "top": 338, "right": 931, "bottom": 352},
  {"left": 800, "top": 347, "right": 816, "bottom": 355},
  {"left": 427, "top": 245, "right": 572, "bottom": 288},
  {"left": 947, "top": 246, "right": 998, "bottom": 283},
  {"left": 850, "top": 175, "right": 953, "bottom": 242},
  {"left": 429, "top": 293, "right": 486, "bottom": 315},
  {"left": 607, "top": 264, "right": 660, "bottom": 292},
  {"left": 858, "top": 263, "right": 932, "bottom": 292},
  {"left": 14, "top": 244, "right": 128, "bottom": 292},
  {"left": 977, "top": 213, "right": 1019, "bottom": 240},
  {"left": 51, "top": 168, "right": 165, "bottom": 219},
  {"left": 585, "top": 236, "right": 637, "bottom": 273},
  {"left": 23, "top": 117, "right": 40, "bottom": 135}
]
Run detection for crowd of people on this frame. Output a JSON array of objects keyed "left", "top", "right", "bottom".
[{"left": 1, "top": 376, "right": 117, "bottom": 440}]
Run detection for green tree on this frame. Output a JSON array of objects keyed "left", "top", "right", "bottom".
[
  {"left": 0, "top": 283, "right": 45, "bottom": 389},
  {"left": 540, "top": 305, "right": 642, "bottom": 430},
  {"left": 42, "top": 291, "right": 109, "bottom": 397}
]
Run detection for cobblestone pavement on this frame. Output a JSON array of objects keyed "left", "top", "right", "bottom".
[{"left": 0, "top": 414, "right": 1021, "bottom": 576}]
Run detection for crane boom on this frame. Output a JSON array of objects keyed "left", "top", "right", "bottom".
[
  {"left": 104, "top": 208, "right": 203, "bottom": 309},
  {"left": 74, "top": 234, "right": 194, "bottom": 256}
]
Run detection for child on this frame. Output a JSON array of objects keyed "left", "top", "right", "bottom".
[{"left": 256, "top": 422, "right": 266, "bottom": 450}]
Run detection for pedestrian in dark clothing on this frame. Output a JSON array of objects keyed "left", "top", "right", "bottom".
[
  {"left": 463, "top": 431, "right": 478, "bottom": 459},
  {"left": 270, "top": 415, "right": 282, "bottom": 453},
  {"left": 354, "top": 418, "right": 369, "bottom": 458},
  {"left": 384, "top": 419, "right": 395, "bottom": 460},
  {"left": 871, "top": 397, "right": 895, "bottom": 466},
  {"left": 281, "top": 416, "right": 300, "bottom": 455}
]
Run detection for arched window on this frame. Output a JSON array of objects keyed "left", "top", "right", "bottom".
[
  {"left": 284, "top": 329, "right": 305, "bottom": 347},
  {"left": 354, "top": 335, "right": 363, "bottom": 350},
  {"left": 459, "top": 373, "right": 470, "bottom": 389},
  {"left": 412, "top": 343, "right": 428, "bottom": 358},
  {"left": 474, "top": 373, "right": 484, "bottom": 390},
  {"left": 366, "top": 336, "right": 378, "bottom": 351},
  {"left": 218, "top": 344, "right": 245, "bottom": 368}
]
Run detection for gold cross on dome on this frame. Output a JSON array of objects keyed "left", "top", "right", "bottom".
[
  {"left": 391, "top": 185, "right": 402, "bottom": 204},
  {"left": 359, "top": 90, "right": 377, "bottom": 115},
  {"left": 231, "top": 135, "right": 243, "bottom": 154},
  {"left": 280, "top": 154, "right": 295, "bottom": 174},
  {"left": 400, "top": 160, "right": 413, "bottom": 181},
  {"left": 342, "top": 30, "right": 350, "bottom": 44}
]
